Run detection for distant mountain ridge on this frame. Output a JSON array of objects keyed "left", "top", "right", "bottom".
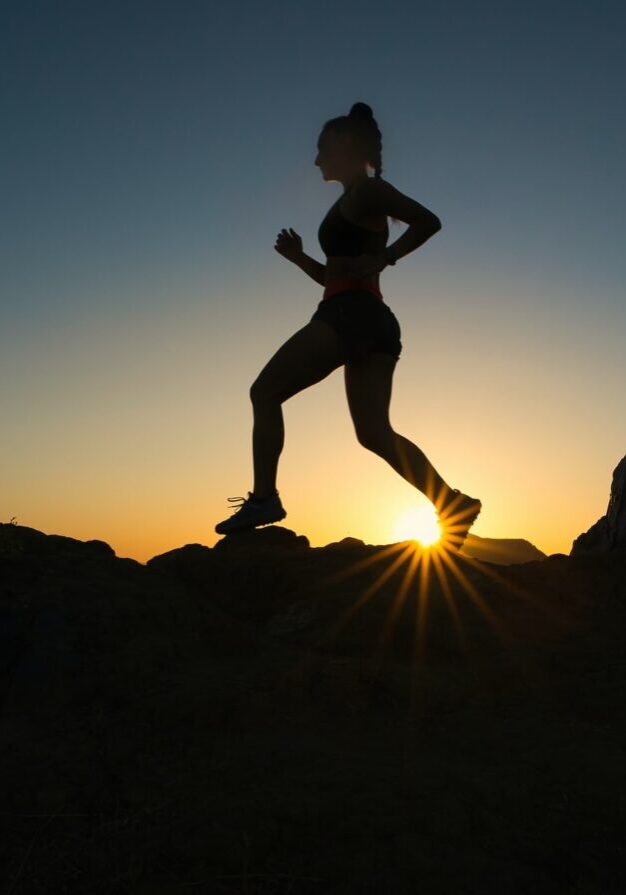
[
  {"left": 323, "top": 533, "right": 546, "bottom": 565},
  {"left": 461, "top": 533, "right": 546, "bottom": 564}
]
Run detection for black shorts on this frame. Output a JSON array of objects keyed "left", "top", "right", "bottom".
[{"left": 310, "top": 290, "right": 403, "bottom": 363}]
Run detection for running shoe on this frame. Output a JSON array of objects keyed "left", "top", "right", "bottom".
[
  {"left": 214, "top": 489, "right": 287, "bottom": 535},
  {"left": 438, "top": 488, "right": 482, "bottom": 552}
]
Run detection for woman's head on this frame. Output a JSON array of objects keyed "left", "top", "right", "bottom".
[
  {"left": 315, "top": 102, "right": 383, "bottom": 181},
  {"left": 315, "top": 102, "right": 399, "bottom": 223}
]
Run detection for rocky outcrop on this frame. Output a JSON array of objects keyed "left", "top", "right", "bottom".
[
  {"left": 2, "top": 521, "right": 626, "bottom": 893},
  {"left": 571, "top": 454, "right": 626, "bottom": 555}
]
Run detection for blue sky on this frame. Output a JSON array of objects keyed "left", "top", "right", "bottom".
[{"left": 2, "top": 0, "right": 625, "bottom": 559}]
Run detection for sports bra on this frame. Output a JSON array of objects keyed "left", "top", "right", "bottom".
[{"left": 318, "top": 181, "right": 389, "bottom": 258}]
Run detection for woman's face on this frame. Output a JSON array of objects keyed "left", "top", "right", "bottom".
[{"left": 315, "top": 128, "right": 362, "bottom": 182}]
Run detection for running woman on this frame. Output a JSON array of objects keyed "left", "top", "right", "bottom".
[{"left": 215, "top": 102, "right": 481, "bottom": 551}]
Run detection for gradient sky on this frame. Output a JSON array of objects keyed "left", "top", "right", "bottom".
[{"left": 2, "top": 0, "right": 625, "bottom": 562}]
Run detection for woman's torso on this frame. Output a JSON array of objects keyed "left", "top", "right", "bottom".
[{"left": 318, "top": 180, "right": 389, "bottom": 295}]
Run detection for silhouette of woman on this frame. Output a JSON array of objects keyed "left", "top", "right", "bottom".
[{"left": 215, "top": 102, "right": 481, "bottom": 550}]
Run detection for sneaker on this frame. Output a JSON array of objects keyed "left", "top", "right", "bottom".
[
  {"left": 437, "top": 488, "right": 482, "bottom": 552},
  {"left": 214, "top": 489, "right": 287, "bottom": 535}
]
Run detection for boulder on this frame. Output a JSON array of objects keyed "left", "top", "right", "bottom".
[
  {"left": 571, "top": 454, "right": 626, "bottom": 555},
  {"left": 211, "top": 524, "right": 309, "bottom": 554}
]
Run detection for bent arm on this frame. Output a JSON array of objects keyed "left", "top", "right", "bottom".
[
  {"left": 354, "top": 176, "right": 442, "bottom": 266},
  {"left": 292, "top": 250, "right": 326, "bottom": 286},
  {"left": 384, "top": 219, "right": 440, "bottom": 266}
]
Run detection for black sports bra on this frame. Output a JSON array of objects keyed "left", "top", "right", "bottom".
[{"left": 318, "top": 182, "right": 389, "bottom": 258}]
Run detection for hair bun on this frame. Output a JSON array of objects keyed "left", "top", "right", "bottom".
[{"left": 349, "top": 102, "right": 373, "bottom": 120}]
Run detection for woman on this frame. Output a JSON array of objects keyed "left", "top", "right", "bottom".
[{"left": 215, "top": 102, "right": 481, "bottom": 551}]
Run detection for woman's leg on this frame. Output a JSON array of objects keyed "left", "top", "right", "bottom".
[
  {"left": 344, "top": 352, "right": 456, "bottom": 511},
  {"left": 249, "top": 319, "right": 346, "bottom": 498}
]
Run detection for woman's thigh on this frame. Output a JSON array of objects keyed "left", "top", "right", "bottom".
[
  {"left": 344, "top": 351, "right": 397, "bottom": 446},
  {"left": 250, "top": 318, "right": 346, "bottom": 403}
]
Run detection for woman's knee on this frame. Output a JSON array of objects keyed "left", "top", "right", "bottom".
[
  {"left": 355, "top": 423, "right": 396, "bottom": 453},
  {"left": 250, "top": 377, "right": 282, "bottom": 405}
]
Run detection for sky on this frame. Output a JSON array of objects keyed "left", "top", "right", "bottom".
[{"left": 1, "top": 0, "right": 625, "bottom": 563}]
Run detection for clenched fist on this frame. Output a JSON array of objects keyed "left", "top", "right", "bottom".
[{"left": 274, "top": 228, "right": 303, "bottom": 263}]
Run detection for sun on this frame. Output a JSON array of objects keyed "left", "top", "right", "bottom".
[{"left": 391, "top": 503, "right": 442, "bottom": 547}]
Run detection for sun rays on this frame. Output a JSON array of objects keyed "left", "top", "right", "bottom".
[
  {"left": 272, "top": 519, "right": 581, "bottom": 723},
  {"left": 278, "top": 490, "right": 575, "bottom": 715},
  {"left": 310, "top": 526, "right": 559, "bottom": 679},
  {"left": 391, "top": 503, "right": 442, "bottom": 547},
  {"left": 317, "top": 536, "right": 496, "bottom": 655}
]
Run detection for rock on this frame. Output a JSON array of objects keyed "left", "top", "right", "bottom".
[
  {"left": 147, "top": 542, "right": 212, "bottom": 570},
  {"left": 0, "top": 523, "right": 115, "bottom": 560},
  {"left": 2, "top": 519, "right": 626, "bottom": 893},
  {"left": 319, "top": 536, "right": 367, "bottom": 550},
  {"left": 145, "top": 542, "right": 215, "bottom": 591},
  {"left": 571, "top": 454, "right": 626, "bottom": 555},
  {"left": 211, "top": 525, "right": 309, "bottom": 554},
  {"left": 83, "top": 539, "right": 116, "bottom": 557}
]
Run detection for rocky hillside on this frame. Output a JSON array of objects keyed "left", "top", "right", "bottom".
[
  {"left": 572, "top": 454, "right": 626, "bottom": 555},
  {"left": 1, "top": 522, "right": 625, "bottom": 893}
]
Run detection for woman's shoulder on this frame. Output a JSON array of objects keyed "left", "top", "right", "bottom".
[
  {"left": 348, "top": 177, "right": 392, "bottom": 227},
  {"left": 351, "top": 176, "right": 390, "bottom": 214},
  {"left": 358, "top": 178, "right": 441, "bottom": 228}
]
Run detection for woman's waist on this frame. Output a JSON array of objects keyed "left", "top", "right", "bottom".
[{"left": 323, "top": 276, "right": 383, "bottom": 301}]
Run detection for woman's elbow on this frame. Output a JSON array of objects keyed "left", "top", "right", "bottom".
[{"left": 413, "top": 214, "right": 441, "bottom": 234}]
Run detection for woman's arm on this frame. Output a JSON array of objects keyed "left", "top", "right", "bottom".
[
  {"left": 383, "top": 217, "right": 441, "bottom": 266},
  {"left": 355, "top": 176, "right": 442, "bottom": 265},
  {"left": 291, "top": 250, "right": 326, "bottom": 286},
  {"left": 317, "top": 178, "right": 442, "bottom": 282}
]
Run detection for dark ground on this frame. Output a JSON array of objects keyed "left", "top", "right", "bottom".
[{"left": 1, "top": 522, "right": 625, "bottom": 894}]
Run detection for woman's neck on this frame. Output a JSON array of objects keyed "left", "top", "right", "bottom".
[{"left": 342, "top": 172, "right": 370, "bottom": 194}]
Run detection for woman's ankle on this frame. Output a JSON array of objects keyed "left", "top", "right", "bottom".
[
  {"left": 435, "top": 485, "right": 458, "bottom": 513},
  {"left": 250, "top": 488, "right": 277, "bottom": 501}
]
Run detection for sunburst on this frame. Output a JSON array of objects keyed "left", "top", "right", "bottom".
[
  {"left": 391, "top": 503, "right": 442, "bottom": 547},
  {"left": 280, "top": 501, "right": 569, "bottom": 714}
]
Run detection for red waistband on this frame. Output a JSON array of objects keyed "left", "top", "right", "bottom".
[{"left": 323, "top": 277, "right": 383, "bottom": 301}]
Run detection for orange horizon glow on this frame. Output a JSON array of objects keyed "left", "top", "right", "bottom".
[
  {"left": 2, "top": 276, "right": 622, "bottom": 566},
  {"left": 2, "top": 2, "right": 625, "bottom": 578},
  {"left": 391, "top": 504, "right": 442, "bottom": 547}
]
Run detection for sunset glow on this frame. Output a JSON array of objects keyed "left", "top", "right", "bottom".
[
  {"left": 391, "top": 503, "right": 442, "bottom": 548},
  {"left": 1, "top": 4, "right": 624, "bottom": 564}
]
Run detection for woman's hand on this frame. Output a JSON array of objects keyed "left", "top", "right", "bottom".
[
  {"left": 325, "top": 251, "right": 388, "bottom": 282},
  {"left": 274, "top": 228, "right": 303, "bottom": 263}
]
